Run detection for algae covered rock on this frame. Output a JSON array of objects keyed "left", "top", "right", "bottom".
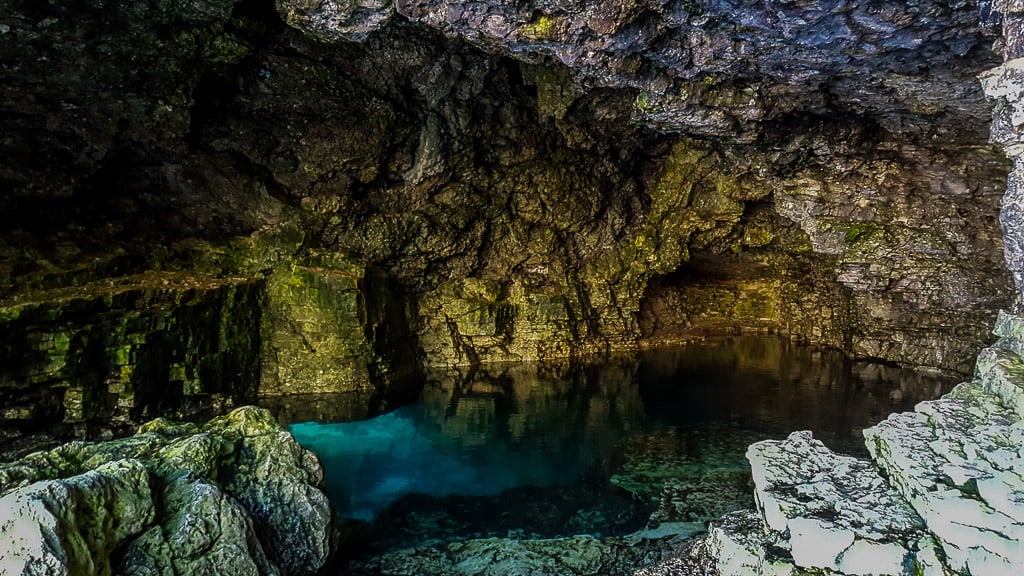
[
  {"left": 119, "top": 473, "right": 280, "bottom": 576},
  {"left": 206, "top": 407, "right": 332, "bottom": 576},
  {"left": 0, "top": 406, "right": 331, "bottom": 576},
  {"left": 0, "top": 459, "right": 154, "bottom": 576}
]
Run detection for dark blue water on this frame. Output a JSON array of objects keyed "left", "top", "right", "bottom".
[{"left": 281, "top": 336, "right": 954, "bottom": 548}]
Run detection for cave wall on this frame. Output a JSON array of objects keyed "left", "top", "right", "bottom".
[
  {"left": 0, "top": 0, "right": 1018, "bottom": 440},
  {"left": 0, "top": 274, "right": 263, "bottom": 442}
]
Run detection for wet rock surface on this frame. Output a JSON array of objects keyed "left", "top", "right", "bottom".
[{"left": 0, "top": 406, "right": 331, "bottom": 576}]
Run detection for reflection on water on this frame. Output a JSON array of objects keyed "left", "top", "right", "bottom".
[{"left": 280, "top": 336, "right": 955, "bottom": 547}]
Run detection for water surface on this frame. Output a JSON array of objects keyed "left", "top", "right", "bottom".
[{"left": 280, "top": 337, "right": 955, "bottom": 550}]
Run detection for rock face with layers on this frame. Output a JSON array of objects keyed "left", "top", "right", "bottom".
[
  {"left": 862, "top": 307, "right": 1024, "bottom": 576},
  {"left": 0, "top": 0, "right": 1014, "bottom": 408},
  {"left": 0, "top": 406, "right": 331, "bottom": 576}
]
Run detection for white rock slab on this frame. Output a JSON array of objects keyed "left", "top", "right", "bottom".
[
  {"left": 0, "top": 459, "right": 154, "bottom": 576},
  {"left": 864, "top": 379, "right": 1024, "bottom": 576},
  {"left": 747, "top": 431, "right": 942, "bottom": 576}
]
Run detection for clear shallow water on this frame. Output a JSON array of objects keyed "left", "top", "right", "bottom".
[{"left": 281, "top": 336, "right": 955, "bottom": 549}]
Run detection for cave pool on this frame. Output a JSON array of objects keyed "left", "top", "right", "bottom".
[{"left": 278, "top": 336, "right": 955, "bottom": 553}]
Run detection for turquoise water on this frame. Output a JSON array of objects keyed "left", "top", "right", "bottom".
[
  {"left": 283, "top": 337, "right": 954, "bottom": 547},
  {"left": 290, "top": 406, "right": 614, "bottom": 521}
]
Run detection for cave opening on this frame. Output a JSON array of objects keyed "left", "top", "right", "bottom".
[{"left": 1, "top": 0, "right": 1023, "bottom": 574}]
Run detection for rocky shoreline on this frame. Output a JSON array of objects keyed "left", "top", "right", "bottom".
[
  {"left": 2, "top": 314, "right": 1021, "bottom": 575},
  {"left": 0, "top": 407, "right": 331, "bottom": 576}
]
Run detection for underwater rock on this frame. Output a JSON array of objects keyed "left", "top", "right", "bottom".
[
  {"left": 348, "top": 531, "right": 694, "bottom": 576},
  {"left": 0, "top": 406, "right": 331, "bottom": 576},
  {"left": 746, "top": 431, "right": 943, "bottom": 576},
  {"left": 608, "top": 427, "right": 756, "bottom": 527}
]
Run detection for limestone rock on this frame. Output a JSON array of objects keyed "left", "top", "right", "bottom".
[
  {"left": 349, "top": 532, "right": 691, "bottom": 576},
  {"left": 864, "top": 381, "right": 1024, "bottom": 576},
  {"left": 119, "top": 473, "right": 280, "bottom": 576},
  {"left": 0, "top": 459, "right": 154, "bottom": 576},
  {"left": 697, "top": 510, "right": 799, "bottom": 576},
  {"left": 747, "top": 431, "right": 942, "bottom": 576},
  {"left": 0, "top": 406, "right": 331, "bottom": 576},
  {"left": 206, "top": 407, "right": 332, "bottom": 576}
]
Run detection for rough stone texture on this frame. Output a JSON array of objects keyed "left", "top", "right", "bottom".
[
  {"left": 0, "top": 459, "right": 153, "bottom": 576},
  {"left": 348, "top": 532, "right": 693, "bottom": 576},
  {"left": 0, "top": 406, "right": 331, "bottom": 576},
  {"left": 119, "top": 473, "right": 281, "bottom": 576},
  {"left": 0, "top": 0, "right": 1014, "bottom": 385},
  {"left": 260, "top": 257, "right": 374, "bottom": 395},
  {"left": 982, "top": 0, "right": 1024, "bottom": 298},
  {"left": 697, "top": 510, "right": 794, "bottom": 576},
  {"left": 279, "top": 0, "right": 996, "bottom": 141},
  {"left": 0, "top": 240, "right": 421, "bottom": 447},
  {"left": 746, "top": 431, "right": 942, "bottom": 576},
  {"left": 205, "top": 407, "right": 332, "bottom": 576},
  {"left": 864, "top": 380, "right": 1024, "bottom": 576}
]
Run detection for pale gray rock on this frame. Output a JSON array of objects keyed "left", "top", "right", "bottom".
[
  {"left": 975, "top": 345, "right": 1024, "bottom": 419},
  {"left": 863, "top": 381, "right": 1024, "bottom": 576},
  {"left": 697, "top": 510, "right": 797, "bottom": 576},
  {"left": 0, "top": 459, "right": 154, "bottom": 576},
  {"left": 747, "top": 431, "right": 943, "bottom": 576}
]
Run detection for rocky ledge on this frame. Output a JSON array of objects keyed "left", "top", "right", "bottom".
[
  {"left": 664, "top": 313, "right": 1024, "bottom": 576},
  {"left": 0, "top": 406, "right": 332, "bottom": 576}
]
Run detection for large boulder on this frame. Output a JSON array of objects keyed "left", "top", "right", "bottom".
[
  {"left": 0, "top": 459, "right": 153, "bottom": 576},
  {"left": 119, "top": 473, "right": 280, "bottom": 576},
  {"left": 0, "top": 406, "right": 332, "bottom": 576}
]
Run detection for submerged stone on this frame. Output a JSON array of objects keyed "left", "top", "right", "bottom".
[{"left": 348, "top": 531, "right": 694, "bottom": 576}]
